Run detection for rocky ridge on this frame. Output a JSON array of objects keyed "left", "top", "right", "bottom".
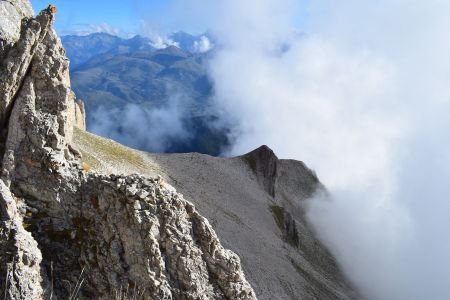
[
  {"left": 0, "top": 2, "right": 255, "bottom": 299},
  {"left": 72, "top": 128, "right": 357, "bottom": 299}
]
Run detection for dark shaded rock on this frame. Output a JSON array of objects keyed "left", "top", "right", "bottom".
[{"left": 242, "top": 145, "right": 278, "bottom": 197}]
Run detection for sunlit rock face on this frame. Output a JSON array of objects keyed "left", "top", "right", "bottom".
[
  {"left": 0, "top": 2, "right": 255, "bottom": 299},
  {"left": 0, "top": 0, "right": 34, "bottom": 47}
]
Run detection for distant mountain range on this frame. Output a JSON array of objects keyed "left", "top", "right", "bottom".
[
  {"left": 62, "top": 33, "right": 155, "bottom": 69},
  {"left": 62, "top": 31, "right": 214, "bottom": 69},
  {"left": 62, "top": 32, "right": 228, "bottom": 155}
]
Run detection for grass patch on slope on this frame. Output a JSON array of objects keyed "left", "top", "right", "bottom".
[{"left": 73, "top": 127, "right": 148, "bottom": 173}]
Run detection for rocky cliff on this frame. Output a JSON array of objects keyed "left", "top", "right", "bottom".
[{"left": 0, "top": 2, "right": 255, "bottom": 299}]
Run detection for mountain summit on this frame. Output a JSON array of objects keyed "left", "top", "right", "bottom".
[{"left": 0, "top": 1, "right": 356, "bottom": 299}]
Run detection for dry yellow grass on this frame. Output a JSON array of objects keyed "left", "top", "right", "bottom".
[{"left": 81, "top": 162, "right": 91, "bottom": 172}]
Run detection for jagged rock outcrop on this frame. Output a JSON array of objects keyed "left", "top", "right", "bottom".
[
  {"left": 0, "top": 1, "right": 58, "bottom": 129},
  {"left": 244, "top": 146, "right": 321, "bottom": 246},
  {"left": 242, "top": 146, "right": 323, "bottom": 248},
  {"left": 78, "top": 174, "right": 254, "bottom": 299},
  {"left": 0, "top": 0, "right": 33, "bottom": 49},
  {"left": 0, "top": 179, "right": 43, "bottom": 299},
  {"left": 0, "top": 2, "right": 256, "bottom": 299}
]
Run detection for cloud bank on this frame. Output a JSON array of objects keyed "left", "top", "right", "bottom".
[
  {"left": 137, "top": 20, "right": 178, "bottom": 49},
  {"left": 90, "top": 93, "right": 192, "bottom": 153},
  {"left": 168, "top": 0, "right": 450, "bottom": 299}
]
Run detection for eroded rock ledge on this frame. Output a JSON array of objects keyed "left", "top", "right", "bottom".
[{"left": 0, "top": 3, "right": 255, "bottom": 299}]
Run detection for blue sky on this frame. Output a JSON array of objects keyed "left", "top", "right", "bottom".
[
  {"left": 30, "top": 0, "right": 186, "bottom": 36},
  {"left": 30, "top": 0, "right": 310, "bottom": 37}
]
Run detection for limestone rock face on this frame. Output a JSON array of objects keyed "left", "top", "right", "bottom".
[
  {"left": 0, "top": 2, "right": 255, "bottom": 299},
  {"left": 0, "top": 0, "right": 34, "bottom": 48},
  {"left": 74, "top": 99, "right": 86, "bottom": 130},
  {"left": 0, "top": 179, "right": 43, "bottom": 299},
  {"left": 78, "top": 174, "right": 254, "bottom": 299}
]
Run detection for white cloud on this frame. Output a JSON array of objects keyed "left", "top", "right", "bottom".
[
  {"left": 148, "top": 34, "right": 179, "bottom": 49},
  {"left": 90, "top": 92, "right": 192, "bottom": 153},
  {"left": 193, "top": 35, "right": 213, "bottom": 53},
  {"left": 168, "top": 0, "right": 450, "bottom": 299},
  {"left": 138, "top": 20, "right": 179, "bottom": 49}
]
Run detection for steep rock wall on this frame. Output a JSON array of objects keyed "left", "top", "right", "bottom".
[{"left": 0, "top": 3, "right": 255, "bottom": 299}]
